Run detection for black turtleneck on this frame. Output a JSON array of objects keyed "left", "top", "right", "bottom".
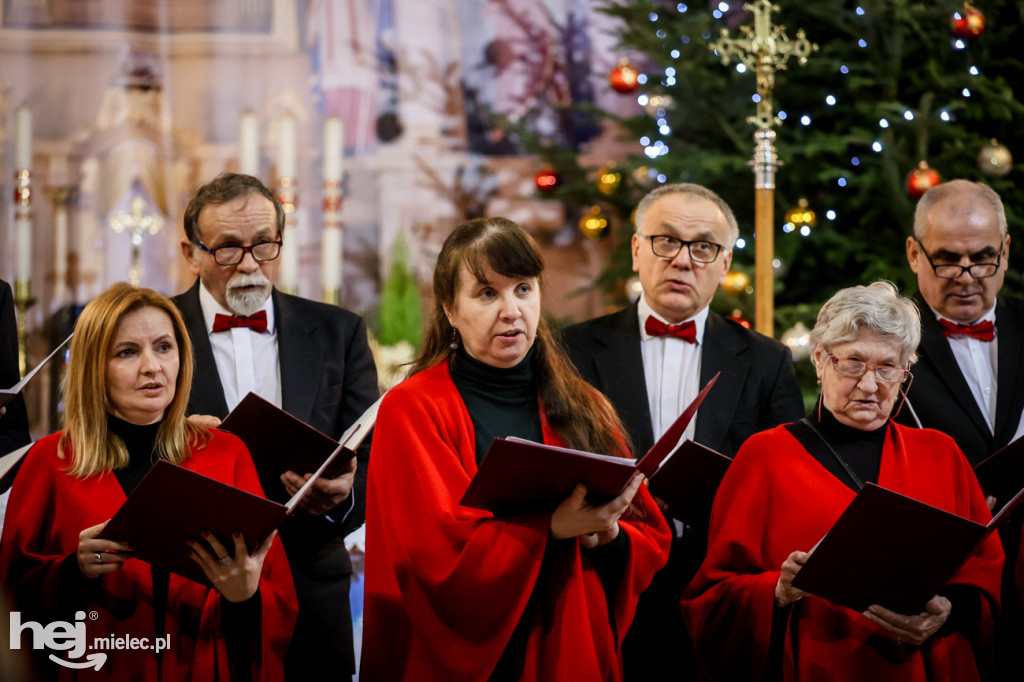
[
  {"left": 785, "top": 405, "right": 887, "bottom": 492},
  {"left": 451, "top": 346, "right": 543, "bottom": 463}
]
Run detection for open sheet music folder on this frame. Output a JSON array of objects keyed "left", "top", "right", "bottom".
[
  {"left": 647, "top": 440, "right": 732, "bottom": 526},
  {"left": 219, "top": 392, "right": 345, "bottom": 500},
  {"left": 459, "top": 373, "right": 719, "bottom": 515},
  {"left": 100, "top": 395, "right": 383, "bottom": 586},
  {"left": 974, "top": 437, "right": 1024, "bottom": 515},
  {"left": 790, "top": 481, "right": 1024, "bottom": 614},
  {"left": 0, "top": 333, "right": 72, "bottom": 410}
]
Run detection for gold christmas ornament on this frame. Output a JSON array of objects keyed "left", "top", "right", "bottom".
[
  {"left": 977, "top": 140, "right": 1013, "bottom": 177},
  {"left": 597, "top": 166, "right": 622, "bottom": 195},
  {"left": 579, "top": 206, "right": 608, "bottom": 239},
  {"left": 723, "top": 270, "right": 751, "bottom": 295},
  {"left": 783, "top": 198, "right": 817, "bottom": 230}
]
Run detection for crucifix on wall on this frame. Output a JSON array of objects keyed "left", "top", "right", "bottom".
[{"left": 110, "top": 195, "right": 164, "bottom": 286}]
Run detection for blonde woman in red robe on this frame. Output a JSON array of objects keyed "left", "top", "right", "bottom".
[
  {"left": 682, "top": 281, "right": 1004, "bottom": 681},
  {"left": 361, "top": 218, "right": 671, "bottom": 681},
  {"left": 0, "top": 283, "right": 297, "bottom": 681}
]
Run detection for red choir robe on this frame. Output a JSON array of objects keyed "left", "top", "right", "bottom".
[
  {"left": 361, "top": 361, "right": 672, "bottom": 681},
  {"left": 0, "top": 430, "right": 298, "bottom": 681},
  {"left": 681, "top": 422, "right": 1004, "bottom": 682}
]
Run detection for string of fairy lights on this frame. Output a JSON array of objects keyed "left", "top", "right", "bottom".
[{"left": 618, "top": 1, "right": 1000, "bottom": 253}]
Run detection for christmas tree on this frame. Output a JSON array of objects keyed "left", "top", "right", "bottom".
[{"left": 531, "top": 0, "right": 1023, "bottom": 334}]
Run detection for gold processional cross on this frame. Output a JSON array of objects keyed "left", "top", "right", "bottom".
[
  {"left": 111, "top": 196, "right": 164, "bottom": 287},
  {"left": 710, "top": 0, "right": 816, "bottom": 336}
]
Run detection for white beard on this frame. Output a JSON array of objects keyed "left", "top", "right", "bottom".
[{"left": 225, "top": 272, "right": 272, "bottom": 316}]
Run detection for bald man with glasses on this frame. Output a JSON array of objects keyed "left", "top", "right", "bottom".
[
  {"left": 901, "top": 179, "right": 1024, "bottom": 680},
  {"left": 901, "top": 179, "right": 1022, "bottom": 465},
  {"left": 562, "top": 182, "right": 803, "bottom": 681}
]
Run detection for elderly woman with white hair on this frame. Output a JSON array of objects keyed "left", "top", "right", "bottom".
[{"left": 681, "top": 281, "right": 1004, "bottom": 682}]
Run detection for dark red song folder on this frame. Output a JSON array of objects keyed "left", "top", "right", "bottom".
[
  {"left": 219, "top": 392, "right": 347, "bottom": 498},
  {"left": 791, "top": 481, "right": 1024, "bottom": 614},
  {"left": 647, "top": 440, "right": 731, "bottom": 526},
  {"left": 100, "top": 460, "right": 289, "bottom": 587},
  {"left": 459, "top": 373, "right": 719, "bottom": 515},
  {"left": 101, "top": 396, "right": 383, "bottom": 585},
  {"left": 973, "top": 437, "right": 1024, "bottom": 515}
]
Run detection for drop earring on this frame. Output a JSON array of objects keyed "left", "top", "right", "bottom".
[{"left": 450, "top": 328, "right": 459, "bottom": 351}]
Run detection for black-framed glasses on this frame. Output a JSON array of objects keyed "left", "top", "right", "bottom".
[
  {"left": 639, "top": 234, "right": 725, "bottom": 263},
  {"left": 195, "top": 240, "right": 282, "bottom": 266},
  {"left": 825, "top": 349, "right": 911, "bottom": 384},
  {"left": 912, "top": 236, "right": 1001, "bottom": 280}
]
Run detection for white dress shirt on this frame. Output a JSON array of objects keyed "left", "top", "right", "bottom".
[
  {"left": 198, "top": 284, "right": 281, "bottom": 413},
  {"left": 637, "top": 297, "right": 707, "bottom": 448},
  {"left": 935, "top": 305, "right": 998, "bottom": 434}
]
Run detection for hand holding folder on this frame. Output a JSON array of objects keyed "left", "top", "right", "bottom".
[
  {"left": 459, "top": 373, "right": 720, "bottom": 515},
  {"left": 790, "top": 482, "right": 1024, "bottom": 614},
  {"left": 100, "top": 395, "right": 383, "bottom": 586}
]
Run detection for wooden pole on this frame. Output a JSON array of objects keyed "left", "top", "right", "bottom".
[
  {"left": 751, "top": 129, "right": 777, "bottom": 337},
  {"left": 754, "top": 187, "right": 774, "bottom": 336}
]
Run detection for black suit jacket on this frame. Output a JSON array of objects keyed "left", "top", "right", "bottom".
[
  {"left": 563, "top": 303, "right": 804, "bottom": 458},
  {"left": 173, "top": 281, "right": 378, "bottom": 677},
  {"left": 899, "top": 293, "right": 1024, "bottom": 467},
  {"left": 562, "top": 303, "right": 804, "bottom": 681},
  {"left": 0, "top": 280, "right": 30, "bottom": 457}
]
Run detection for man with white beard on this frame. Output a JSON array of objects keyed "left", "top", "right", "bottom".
[{"left": 173, "top": 173, "right": 378, "bottom": 681}]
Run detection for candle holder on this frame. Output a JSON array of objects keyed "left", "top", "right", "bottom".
[{"left": 13, "top": 279, "right": 35, "bottom": 378}]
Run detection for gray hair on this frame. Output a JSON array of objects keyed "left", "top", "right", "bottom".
[
  {"left": 913, "top": 179, "right": 1007, "bottom": 239},
  {"left": 633, "top": 183, "right": 740, "bottom": 247},
  {"left": 809, "top": 281, "right": 920, "bottom": 370}
]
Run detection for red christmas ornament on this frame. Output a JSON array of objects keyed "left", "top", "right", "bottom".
[
  {"left": 534, "top": 167, "right": 561, "bottom": 193},
  {"left": 609, "top": 59, "right": 640, "bottom": 94},
  {"left": 726, "top": 309, "right": 752, "bottom": 329},
  {"left": 906, "top": 161, "right": 941, "bottom": 199},
  {"left": 952, "top": 3, "right": 985, "bottom": 40}
]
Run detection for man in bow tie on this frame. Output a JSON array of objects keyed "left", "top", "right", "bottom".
[
  {"left": 901, "top": 179, "right": 1022, "bottom": 465},
  {"left": 902, "top": 179, "right": 1024, "bottom": 677},
  {"left": 173, "top": 173, "right": 378, "bottom": 681},
  {"left": 562, "top": 183, "right": 803, "bottom": 681}
]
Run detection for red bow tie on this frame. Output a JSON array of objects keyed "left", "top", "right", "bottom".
[
  {"left": 938, "top": 318, "right": 995, "bottom": 342},
  {"left": 213, "top": 311, "right": 268, "bottom": 334},
  {"left": 645, "top": 316, "right": 697, "bottom": 343}
]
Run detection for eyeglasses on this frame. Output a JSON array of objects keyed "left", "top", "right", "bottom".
[
  {"left": 195, "top": 240, "right": 282, "bottom": 266},
  {"left": 825, "top": 350, "right": 911, "bottom": 384},
  {"left": 912, "top": 236, "right": 1001, "bottom": 280},
  {"left": 639, "top": 234, "right": 725, "bottom": 263}
]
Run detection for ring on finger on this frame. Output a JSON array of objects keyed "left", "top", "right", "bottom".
[
  {"left": 897, "top": 635, "right": 902, "bottom": 645},
  {"left": 218, "top": 556, "right": 232, "bottom": 566},
  {"left": 94, "top": 552, "right": 103, "bottom": 564}
]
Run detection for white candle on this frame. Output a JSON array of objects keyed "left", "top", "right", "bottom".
[
  {"left": 278, "top": 114, "right": 296, "bottom": 179},
  {"left": 322, "top": 227, "right": 342, "bottom": 293},
  {"left": 53, "top": 201, "right": 68, "bottom": 305},
  {"left": 280, "top": 231, "right": 298, "bottom": 292},
  {"left": 15, "top": 105, "right": 32, "bottom": 170},
  {"left": 239, "top": 110, "right": 259, "bottom": 176},
  {"left": 324, "top": 117, "right": 343, "bottom": 182}
]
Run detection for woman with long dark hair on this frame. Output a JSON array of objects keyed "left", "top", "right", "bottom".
[{"left": 362, "top": 218, "right": 671, "bottom": 681}]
